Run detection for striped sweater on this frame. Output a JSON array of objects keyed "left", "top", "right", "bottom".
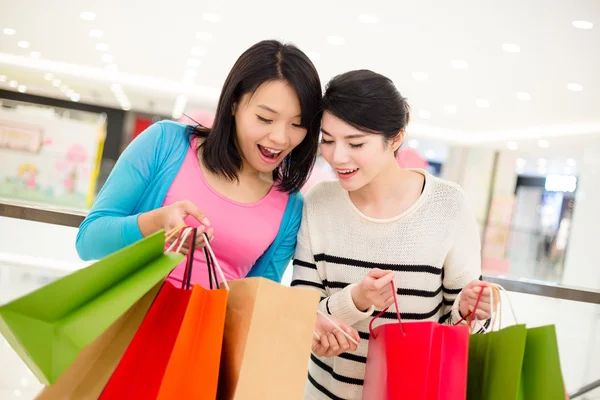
[{"left": 292, "top": 170, "right": 483, "bottom": 400}]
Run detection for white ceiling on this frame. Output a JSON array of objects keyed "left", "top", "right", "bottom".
[{"left": 0, "top": 0, "right": 599, "bottom": 147}]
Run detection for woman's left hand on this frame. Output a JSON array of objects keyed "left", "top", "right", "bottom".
[{"left": 459, "top": 281, "right": 492, "bottom": 320}]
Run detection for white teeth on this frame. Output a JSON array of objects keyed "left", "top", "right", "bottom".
[
  {"left": 339, "top": 169, "right": 358, "bottom": 174},
  {"left": 263, "top": 146, "right": 282, "bottom": 154}
]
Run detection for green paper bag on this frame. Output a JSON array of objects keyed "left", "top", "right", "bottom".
[
  {"left": 0, "top": 231, "right": 184, "bottom": 385},
  {"left": 517, "top": 325, "right": 566, "bottom": 400},
  {"left": 467, "top": 324, "right": 527, "bottom": 400}
]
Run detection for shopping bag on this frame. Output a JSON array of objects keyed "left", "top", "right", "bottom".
[
  {"left": 34, "top": 283, "right": 161, "bottom": 400},
  {"left": 0, "top": 230, "right": 184, "bottom": 385},
  {"left": 157, "top": 237, "right": 229, "bottom": 400},
  {"left": 217, "top": 277, "right": 321, "bottom": 400},
  {"left": 363, "top": 282, "right": 470, "bottom": 400}
]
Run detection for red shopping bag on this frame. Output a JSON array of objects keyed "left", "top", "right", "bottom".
[
  {"left": 363, "top": 282, "right": 470, "bottom": 400},
  {"left": 100, "top": 227, "right": 199, "bottom": 399}
]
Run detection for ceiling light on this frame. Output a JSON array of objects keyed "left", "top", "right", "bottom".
[
  {"left": 327, "top": 35, "right": 346, "bottom": 46},
  {"left": 418, "top": 110, "right": 432, "bottom": 119},
  {"left": 80, "top": 12, "right": 96, "bottom": 21},
  {"left": 538, "top": 139, "right": 550, "bottom": 149},
  {"left": 202, "top": 13, "right": 221, "bottom": 23},
  {"left": 44, "top": 72, "right": 54, "bottom": 80},
  {"left": 196, "top": 32, "right": 213, "bottom": 41},
  {"left": 538, "top": 158, "right": 547, "bottom": 167},
  {"left": 567, "top": 83, "right": 583, "bottom": 92},
  {"left": 102, "top": 54, "right": 115, "bottom": 63},
  {"left": 306, "top": 52, "right": 321, "bottom": 62},
  {"left": 184, "top": 68, "right": 197, "bottom": 78},
  {"left": 358, "top": 13, "right": 379, "bottom": 24},
  {"left": 3, "top": 28, "right": 16, "bottom": 35},
  {"left": 172, "top": 94, "right": 188, "bottom": 119},
  {"left": 451, "top": 60, "right": 468, "bottom": 69},
  {"left": 89, "top": 29, "right": 104, "bottom": 38},
  {"left": 60, "top": 84, "right": 69, "bottom": 92},
  {"left": 408, "top": 139, "right": 419, "bottom": 149},
  {"left": 105, "top": 64, "right": 118, "bottom": 72},
  {"left": 66, "top": 89, "right": 75, "bottom": 96},
  {"left": 516, "top": 158, "right": 526, "bottom": 169},
  {"left": 17, "top": 85, "right": 27, "bottom": 93},
  {"left": 96, "top": 43, "right": 109, "bottom": 52},
  {"left": 30, "top": 51, "right": 41, "bottom": 59},
  {"left": 538, "top": 166, "right": 547, "bottom": 175},
  {"left": 476, "top": 99, "right": 490, "bottom": 108},
  {"left": 426, "top": 150, "right": 436, "bottom": 159},
  {"left": 507, "top": 141, "right": 519, "bottom": 150},
  {"left": 122, "top": 104, "right": 132, "bottom": 111},
  {"left": 70, "top": 93, "right": 81, "bottom": 102},
  {"left": 187, "top": 58, "right": 202, "bottom": 68},
  {"left": 0, "top": 75, "right": 6, "bottom": 82},
  {"left": 52, "top": 78, "right": 61, "bottom": 87},
  {"left": 18, "top": 41, "right": 30, "bottom": 49},
  {"left": 573, "top": 20, "right": 593, "bottom": 29},
  {"left": 9, "top": 80, "right": 18, "bottom": 88},
  {"left": 567, "top": 158, "right": 576, "bottom": 167},
  {"left": 444, "top": 105, "right": 458, "bottom": 114},
  {"left": 516, "top": 92, "right": 531, "bottom": 101},
  {"left": 412, "top": 72, "right": 428, "bottom": 81},
  {"left": 14, "top": 389, "right": 22, "bottom": 397},
  {"left": 20, "top": 377, "right": 28, "bottom": 387},
  {"left": 191, "top": 46, "right": 207, "bottom": 57},
  {"left": 502, "top": 43, "right": 521, "bottom": 53}
]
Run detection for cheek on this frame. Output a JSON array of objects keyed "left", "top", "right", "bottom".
[{"left": 290, "top": 129, "right": 308, "bottom": 148}]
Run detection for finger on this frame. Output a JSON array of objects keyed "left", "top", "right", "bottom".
[
  {"left": 475, "top": 309, "right": 491, "bottom": 320},
  {"left": 367, "top": 268, "right": 386, "bottom": 278},
  {"left": 343, "top": 327, "right": 359, "bottom": 351},
  {"left": 333, "top": 330, "right": 350, "bottom": 353},
  {"left": 180, "top": 201, "right": 211, "bottom": 227},
  {"left": 325, "top": 333, "right": 340, "bottom": 356},
  {"left": 372, "top": 273, "right": 395, "bottom": 290}
]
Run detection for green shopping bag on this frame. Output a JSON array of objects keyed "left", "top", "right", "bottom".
[
  {"left": 0, "top": 231, "right": 184, "bottom": 385},
  {"left": 517, "top": 325, "right": 566, "bottom": 400}
]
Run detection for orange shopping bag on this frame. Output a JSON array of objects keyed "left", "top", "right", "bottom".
[{"left": 157, "top": 232, "right": 229, "bottom": 400}]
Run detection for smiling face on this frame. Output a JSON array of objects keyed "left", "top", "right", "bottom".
[
  {"left": 233, "top": 80, "right": 308, "bottom": 175},
  {"left": 320, "top": 111, "right": 402, "bottom": 192}
]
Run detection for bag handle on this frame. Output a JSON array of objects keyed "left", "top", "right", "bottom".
[{"left": 369, "top": 281, "right": 404, "bottom": 339}]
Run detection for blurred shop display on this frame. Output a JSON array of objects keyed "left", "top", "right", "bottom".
[
  {"left": 0, "top": 101, "right": 105, "bottom": 211},
  {"left": 178, "top": 110, "right": 214, "bottom": 128}
]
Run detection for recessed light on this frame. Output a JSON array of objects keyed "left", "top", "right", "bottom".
[
  {"left": 408, "top": 139, "right": 419, "bottom": 149},
  {"left": 306, "top": 52, "right": 321, "bottom": 62},
  {"left": 17, "top": 85, "right": 27, "bottom": 93},
  {"left": 573, "top": 20, "right": 593, "bottom": 29},
  {"left": 71, "top": 93, "right": 81, "bottom": 102},
  {"left": 3, "top": 28, "right": 16, "bottom": 35},
  {"left": 516, "top": 92, "right": 531, "bottom": 101},
  {"left": 187, "top": 58, "right": 202, "bottom": 68},
  {"left": 105, "top": 64, "right": 118, "bottom": 72},
  {"left": 52, "top": 79, "right": 61, "bottom": 87},
  {"left": 102, "top": 54, "right": 115, "bottom": 63},
  {"left": 96, "top": 43, "right": 109, "bottom": 52},
  {"left": 507, "top": 141, "right": 519, "bottom": 150},
  {"left": 538, "top": 166, "right": 547, "bottom": 175},
  {"left": 502, "top": 43, "right": 521, "bottom": 53},
  {"left": 567, "top": 83, "right": 583, "bottom": 92},
  {"left": 80, "top": 12, "right": 96, "bottom": 21},
  {"left": 30, "top": 51, "right": 41, "bottom": 59},
  {"left": 14, "top": 389, "right": 21, "bottom": 397},
  {"left": 122, "top": 104, "right": 132, "bottom": 111},
  {"left": 196, "top": 32, "right": 213, "bottom": 41},
  {"left": 516, "top": 158, "right": 526, "bottom": 169},
  {"left": 426, "top": 150, "right": 436, "bottom": 159},
  {"left": 0, "top": 75, "right": 6, "bottom": 82},
  {"left": 358, "top": 13, "right": 379, "bottom": 24},
  {"left": 44, "top": 73, "right": 54, "bottom": 80},
  {"left": 451, "top": 60, "right": 468, "bottom": 69},
  {"left": 89, "top": 29, "right": 104, "bottom": 38},
  {"left": 191, "top": 46, "right": 207, "bottom": 57},
  {"left": 538, "top": 139, "right": 550, "bottom": 149},
  {"left": 60, "top": 84, "right": 69, "bottom": 92},
  {"left": 476, "top": 99, "right": 490, "bottom": 108},
  {"left": 66, "top": 89, "right": 75, "bottom": 96},
  {"left": 202, "top": 13, "right": 221, "bottom": 23},
  {"left": 444, "top": 105, "right": 458, "bottom": 114},
  {"left": 327, "top": 36, "right": 346, "bottom": 46},
  {"left": 538, "top": 158, "right": 547, "bottom": 167},
  {"left": 567, "top": 158, "right": 576, "bottom": 167},
  {"left": 20, "top": 377, "right": 28, "bottom": 387},
  {"left": 418, "top": 110, "right": 432, "bottom": 119},
  {"left": 412, "top": 72, "right": 428, "bottom": 81},
  {"left": 18, "top": 41, "right": 30, "bottom": 49},
  {"left": 9, "top": 80, "right": 18, "bottom": 88},
  {"left": 184, "top": 68, "right": 197, "bottom": 77}
]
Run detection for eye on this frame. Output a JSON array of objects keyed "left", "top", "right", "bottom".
[
  {"left": 292, "top": 123, "right": 305, "bottom": 129},
  {"left": 350, "top": 143, "right": 364, "bottom": 149},
  {"left": 256, "top": 115, "right": 272, "bottom": 123},
  {"left": 320, "top": 139, "right": 333, "bottom": 145}
]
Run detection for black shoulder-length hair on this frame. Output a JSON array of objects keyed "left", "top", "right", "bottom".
[{"left": 189, "top": 40, "right": 322, "bottom": 193}]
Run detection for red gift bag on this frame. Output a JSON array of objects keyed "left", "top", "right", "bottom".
[
  {"left": 100, "top": 227, "right": 199, "bottom": 399},
  {"left": 363, "top": 282, "right": 470, "bottom": 400}
]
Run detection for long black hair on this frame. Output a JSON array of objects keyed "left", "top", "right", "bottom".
[
  {"left": 322, "top": 69, "right": 410, "bottom": 154},
  {"left": 190, "top": 40, "right": 322, "bottom": 193}
]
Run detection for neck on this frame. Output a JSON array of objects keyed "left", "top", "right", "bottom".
[
  {"left": 351, "top": 161, "right": 411, "bottom": 208},
  {"left": 239, "top": 158, "right": 273, "bottom": 184}
]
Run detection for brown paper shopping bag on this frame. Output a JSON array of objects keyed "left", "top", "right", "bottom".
[
  {"left": 217, "top": 277, "right": 321, "bottom": 400},
  {"left": 35, "top": 282, "right": 162, "bottom": 400}
]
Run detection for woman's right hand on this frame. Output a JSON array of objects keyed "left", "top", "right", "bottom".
[
  {"left": 351, "top": 268, "right": 396, "bottom": 311},
  {"left": 162, "top": 200, "right": 214, "bottom": 254}
]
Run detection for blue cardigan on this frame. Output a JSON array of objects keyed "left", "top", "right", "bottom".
[{"left": 76, "top": 120, "right": 303, "bottom": 283}]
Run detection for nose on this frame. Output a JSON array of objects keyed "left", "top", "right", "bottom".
[
  {"left": 268, "top": 123, "right": 290, "bottom": 147},
  {"left": 332, "top": 143, "right": 349, "bottom": 165}
]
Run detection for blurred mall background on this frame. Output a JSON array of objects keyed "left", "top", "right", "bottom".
[{"left": 1, "top": 0, "right": 599, "bottom": 398}]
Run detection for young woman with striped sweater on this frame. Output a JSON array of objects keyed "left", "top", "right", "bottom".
[{"left": 293, "top": 70, "right": 492, "bottom": 399}]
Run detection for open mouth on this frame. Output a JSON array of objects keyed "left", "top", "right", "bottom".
[
  {"left": 258, "top": 144, "right": 284, "bottom": 162},
  {"left": 336, "top": 168, "right": 359, "bottom": 179}
]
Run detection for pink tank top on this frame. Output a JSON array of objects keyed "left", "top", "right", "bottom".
[{"left": 162, "top": 140, "right": 288, "bottom": 288}]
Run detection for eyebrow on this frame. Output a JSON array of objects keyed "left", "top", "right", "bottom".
[
  {"left": 321, "top": 128, "right": 368, "bottom": 140},
  {"left": 258, "top": 104, "right": 301, "bottom": 118}
]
